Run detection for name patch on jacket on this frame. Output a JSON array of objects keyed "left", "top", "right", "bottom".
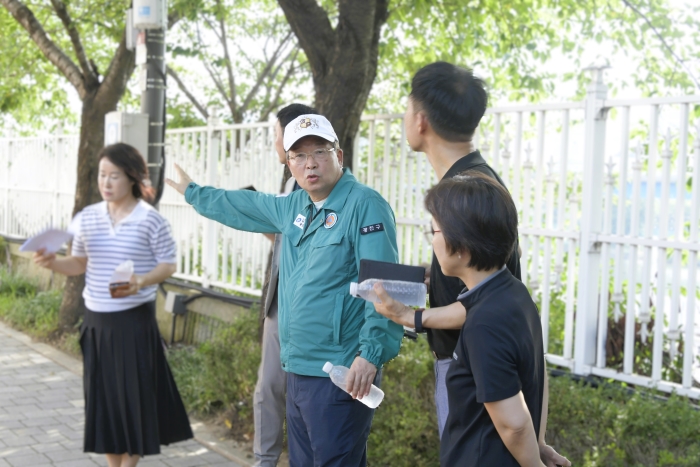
[
  {"left": 360, "top": 223, "right": 384, "bottom": 235},
  {"left": 293, "top": 214, "right": 306, "bottom": 230}
]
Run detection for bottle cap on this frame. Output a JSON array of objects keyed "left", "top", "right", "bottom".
[
  {"left": 322, "top": 362, "right": 333, "bottom": 373},
  {"left": 349, "top": 282, "right": 358, "bottom": 297}
]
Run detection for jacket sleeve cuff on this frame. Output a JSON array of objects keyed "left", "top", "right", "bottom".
[
  {"left": 184, "top": 182, "right": 198, "bottom": 204},
  {"left": 359, "top": 346, "right": 384, "bottom": 369}
]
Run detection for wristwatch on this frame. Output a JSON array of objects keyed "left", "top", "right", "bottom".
[{"left": 414, "top": 308, "right": 425, "bottom": 333}]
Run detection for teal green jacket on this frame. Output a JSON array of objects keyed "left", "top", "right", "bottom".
[{"left": 185, "top": 169, "right": 404, "bottom": 377}]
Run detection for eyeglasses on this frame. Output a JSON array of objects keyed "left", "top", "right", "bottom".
[
  {"left": 423, "top": 224, "right": 441, "bottom": 243},
  {"left": 287, "top": 147, "right": 336, "bottom": 166}
]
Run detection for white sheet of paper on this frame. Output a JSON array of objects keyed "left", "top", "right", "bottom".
[{"left": 19, "top": 229, "right": 74, "bottom": 254}]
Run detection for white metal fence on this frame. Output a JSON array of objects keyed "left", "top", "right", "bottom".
[{"left": 2, "top": 67, "right": 700, "bottom": 398}]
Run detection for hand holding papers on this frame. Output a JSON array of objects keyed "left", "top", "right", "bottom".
[
  {"left": 109, "top": 260, "right": 134, "bottom": 298},
  {"left": 19, "top": 229, "right": 73, "bottom": 254}
]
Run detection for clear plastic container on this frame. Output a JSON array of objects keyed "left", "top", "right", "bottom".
[
  {"left": 349, "top": 279, "right": 426, "bottom": 307},
  {"left": 322, "top": 362, "right": 385, "bottom": 409}
]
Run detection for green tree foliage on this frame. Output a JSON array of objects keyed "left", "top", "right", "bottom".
[
  {"left": 0, "top": 0, "right": 133, "bottom": 132},
  {"left": 165, "top": 0, "right": 309, "bottom": 126},
  {"left": 366, "top": 0, "right": 700, "bottom": 113}
]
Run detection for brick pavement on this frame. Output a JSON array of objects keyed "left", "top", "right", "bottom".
[{"left": 0, "top": 323, "right": 248, "bottom": 467}]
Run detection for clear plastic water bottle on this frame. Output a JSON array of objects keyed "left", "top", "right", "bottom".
[
  {"left": 349, "top": 279, "right": 427, "bottom": 307},
  {"left": 322, "top": 362, "right": 385, "bottom": 409}
]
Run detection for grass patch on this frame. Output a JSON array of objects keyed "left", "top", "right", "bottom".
[{"left": 0, "top": 266, "right": 80, "bottom": 356}]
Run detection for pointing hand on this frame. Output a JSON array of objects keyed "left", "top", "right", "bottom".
[{"left": 165, "top": 163, "right": 194, "bottom": 195}]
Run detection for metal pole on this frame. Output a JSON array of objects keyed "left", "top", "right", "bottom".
[
  {"left": 140, "top": 28, "right": 166, "bottom": 203},
  {"left": 573, "top": 64, "right": 610, "bottom": 375}
]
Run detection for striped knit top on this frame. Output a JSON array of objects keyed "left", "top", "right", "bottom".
[{"left": 70, "top": 200, "right": 177, "bottom": 312}]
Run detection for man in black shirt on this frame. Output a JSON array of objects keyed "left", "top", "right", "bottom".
[
  {"left": 403, "top": 62, "right": 520, "bottom": 437},
  {"left": 374, "top": 62, "right": 568, "bottom": 466}
]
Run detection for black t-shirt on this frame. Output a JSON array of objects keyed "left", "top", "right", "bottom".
[
  {"left": 427, "top": 151, "right": 522, "bottom": 358},
  {"left": 440, "top": 268, "right": 544, "bottom": 467}
]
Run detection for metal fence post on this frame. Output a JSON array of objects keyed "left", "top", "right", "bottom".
[
  {"left": 201, "top": 107, "right": 221, "bottom": 288},
  {"left": 3, "top": 130, "right": 12, "bottom": 235},
  {"left": 573, "top": 65, "right": 610, "bottom": 374},
  {"left": 53, "top": 125, "right": 63, "bottom": 227}
]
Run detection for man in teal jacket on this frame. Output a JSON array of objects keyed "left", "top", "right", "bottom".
[{"left": 166, "top": 114, "right": 403, "bottom": 467}]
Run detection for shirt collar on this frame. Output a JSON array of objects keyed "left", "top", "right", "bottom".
[
  {"left": 98, "top": 199, "right": 152, "bottom": 225},
  {"left": 442, "top": 150, "right": 487, "bottom": 181},
  {"left": 302, "top": 168, "right": 356, "bottom": 213},
  {"left": 456, "top": 265, "right": 508, "bottom": 302}
]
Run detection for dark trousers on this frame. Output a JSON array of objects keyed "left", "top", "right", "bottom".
[{"left": 286, "top": 372, "right": 379, "bottom": 467}]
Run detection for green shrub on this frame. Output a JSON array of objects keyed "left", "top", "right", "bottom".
[
  {"left": 169, "top": 306, "right": 262, "bottom": 437},
  {"left": 0, "top": 267, "right": 61, "bottom": 338},
  {"left": 547, "top": 375, "right": 700, "bottom": 467},
  {"left": 368, "top": 336, "right": 440, "bottom": 467},
  {"left": 0, "top": 266, "right": 38, "bottom": 297}
]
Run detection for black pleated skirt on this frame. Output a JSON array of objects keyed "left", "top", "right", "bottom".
[{"left": 80, "top": 301, "right": 193, "bottom": 456}]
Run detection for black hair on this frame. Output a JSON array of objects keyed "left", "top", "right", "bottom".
[
  {"left": 424, "top": 170, "right": 518, "bottom": 271},
  {"left": 98, "top": 143, "right": 155, "bottom": 204},
  {"left": 410, "top": 61, "right": 488, "bottom": 142},
  {"left": 277, "top": 103, "right": 318, "bottom": 129}
]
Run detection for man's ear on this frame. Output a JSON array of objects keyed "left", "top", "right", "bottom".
[
  {"left": 336, "top": 148, "right": 344, "bottom": 167},
  {"left": 416, "top": 111, "right": 430, "bottom": 135}
]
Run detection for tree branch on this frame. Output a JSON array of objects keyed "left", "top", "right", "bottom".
[
  {"left": 234, "top": 42, "right": 256, "bottom": 69},
  {"left": 166, "top": 65, "right": 209, "bottom": 119},
  {"left": 1, "top": 0, "right": 86, "bottom": 98},
  {"left": 96, "top": 31, "right": 135, "bottom": 107},
  {"left": 240, "top": 30, "right": 294, "bottom": 114},
  {"left": 215, "top": 0, "right": 237, "bottom": 113},
  {"left": 277, "top": 0, "right": 334, "bottom": 75},
  {"left": 260, "top": 47, "right": 301, "bottom": 121},
  {"left": 622, "top": 0, "right": 700, "bottom": 89},
  {"left": 49, "top": 0, "right": 97, "bottom": 85}
]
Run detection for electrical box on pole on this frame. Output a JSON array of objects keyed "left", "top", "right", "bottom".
[
  {"left": 133, "top": 0, "right": 167, "bottom": 30},
  {"left": 104, "top": 111, "right": 149, "bottom": 161}
]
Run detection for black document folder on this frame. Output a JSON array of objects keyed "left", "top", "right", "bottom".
[{"left": 358, "top": 259, "right": 425, "bottom": 284}]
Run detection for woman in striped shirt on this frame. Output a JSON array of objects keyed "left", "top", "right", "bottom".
[{"left": 34, "top": 143, "right": 192, "bottom": 467}]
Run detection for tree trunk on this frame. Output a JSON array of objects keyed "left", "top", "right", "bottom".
[
  {"left": 58, "top": 44, "right": 135, "bottom": 331},
  {"left": 278, "top": 0, "right": 388, "bottom": 170},
  {"left": 57, "top": 94, "right": 109, "bottom": 330}
]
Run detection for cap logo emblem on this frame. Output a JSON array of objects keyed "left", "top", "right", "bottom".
[{"left": 295, "top": 117, "right": 319, "bottom": 132}]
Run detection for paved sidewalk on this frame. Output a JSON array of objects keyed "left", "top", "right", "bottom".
[{"left": 0, "top": 323, "right": 249, "bottom": 467}]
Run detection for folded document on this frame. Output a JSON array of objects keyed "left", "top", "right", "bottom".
[{"left": 19, "top": 229, "right": 73, "bottom": 254}]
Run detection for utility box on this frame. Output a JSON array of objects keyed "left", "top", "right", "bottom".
[
  {"left": 104, "top": 111, "right": 149, "bottom": 159},
  {"left": 164, "top": 291, "right": 188, "bottom": 315},
  {"left": 133, "top": 0, "right": 167, "bottom": 30}
]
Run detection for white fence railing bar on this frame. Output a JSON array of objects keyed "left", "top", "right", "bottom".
[{"left": 1, "top": 68, "right": 699, "bottom": 398}]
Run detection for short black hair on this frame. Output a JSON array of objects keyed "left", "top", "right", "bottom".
[
  {"left": 410, "top": 61, "right": 487, "bottom": 142},
  {"left": 277, "top": 103, "right": 317, "bottom": 128},
  {"left": 424, "top": 170, "right": 517, "bottom": 271}
]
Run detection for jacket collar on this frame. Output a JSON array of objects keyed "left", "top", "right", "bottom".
[
  {"left": 302, "top": 167, "right": 356, "bottom": 214},
  {"left": 443, "top": 151, "right": 487, "bottom": 180}
]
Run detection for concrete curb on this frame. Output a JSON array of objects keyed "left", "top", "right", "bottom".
[{"left": 0, "top": 321, "right": 254, "bottom": 466}]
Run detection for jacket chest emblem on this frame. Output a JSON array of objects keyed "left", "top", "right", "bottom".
[{"left": 324, "top": 213, "right": 338, "bottom": 229}]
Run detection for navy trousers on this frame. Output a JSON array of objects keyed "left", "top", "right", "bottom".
[{"left": 286, "top": 372, "right": 380, "bottom": 467}]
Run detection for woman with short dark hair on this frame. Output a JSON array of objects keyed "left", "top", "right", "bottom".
[
  {"left": 33, "top": 143, "right": 192, "bottom": 467},
  {"left": 375, "top": 171, "right": 569, "bottom": 467}
]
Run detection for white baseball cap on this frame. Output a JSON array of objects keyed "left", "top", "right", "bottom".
[{"left": 283, "top": 114, "right": 338, "bottom": 152}]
